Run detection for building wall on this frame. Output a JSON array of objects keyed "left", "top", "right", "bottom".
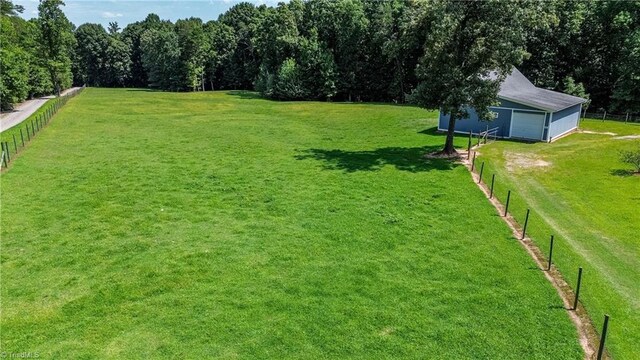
[
  {"left": 438, "top": 106, "right": 512, "bottom": 137},
  {"left": 549, "top": 104, "right": 581, "bottom": 140}
]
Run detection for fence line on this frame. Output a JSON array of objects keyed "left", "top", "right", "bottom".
[
  {"left": 467, "top": 150, "right": 611, "bottom": 359},
  {"left": 584, "top": 111, "right": 640, "bottom": 123},
  {"left": 0, "top": 87, "right": 84, "bottom": 172}
]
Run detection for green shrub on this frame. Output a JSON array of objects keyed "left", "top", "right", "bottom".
[{"left": 619, "top": 142, "right": 640, "bottom": 173}]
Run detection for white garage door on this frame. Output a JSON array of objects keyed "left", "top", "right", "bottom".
[{"left": 510, "top": 111, "right": 545, "bottom": 140}]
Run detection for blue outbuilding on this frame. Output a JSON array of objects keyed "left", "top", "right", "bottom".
[{"left": 438, "top": 68, "right": 587, "bottom": 142}]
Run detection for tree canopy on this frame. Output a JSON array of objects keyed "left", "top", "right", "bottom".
[{"left": 1, "top": 0, "right": 638, "bottom": 117}]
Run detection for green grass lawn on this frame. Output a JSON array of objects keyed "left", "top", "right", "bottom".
[
  {"left": 1, "top": 88, "right": 583, "bottom": 359},
  {"left": 477, "top": 119, "right": 640, "bottom": 359}
]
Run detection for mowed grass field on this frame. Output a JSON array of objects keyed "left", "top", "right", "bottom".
[
  {"left": 1, "top": 88, "right": 583, "bottom": 359},
  {"left": 477, "top": 120, "right": 640, "bottom": 359}
]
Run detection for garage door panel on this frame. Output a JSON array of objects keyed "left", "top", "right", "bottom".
[{"left": 511, "top": 111, "right": 545, "bottom": 140}]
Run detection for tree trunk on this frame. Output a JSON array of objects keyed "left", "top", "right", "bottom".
[{"left": 442, "top": 109, "right": 457, "bottom": 155}]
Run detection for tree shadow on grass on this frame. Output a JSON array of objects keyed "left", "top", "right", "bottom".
[
  {"left": 610, "top": 169, "right": 639, "bottom": 177},
  {"left": 125, "top": 88, "right": 161, "bottom": 92},
  {"left": 225, "top": 90, "right": 264, "bottom": 100},
  {"left": 295, "top": 145, "right": 459, "bottom": 173},
  {"left": 418, "top": 127, "right": 441, "bottom": 136}
]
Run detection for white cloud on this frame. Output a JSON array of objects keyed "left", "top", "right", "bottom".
[{"left": 102, "top": 11, "right": 123, "bottom": 18}]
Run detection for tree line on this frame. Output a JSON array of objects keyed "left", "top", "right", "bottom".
[
  {"left": 1, "top": 0, "right": 639, "bottom": 114},
  {"left": 1, "top": 0, "right": 74, "bottom": 110}
]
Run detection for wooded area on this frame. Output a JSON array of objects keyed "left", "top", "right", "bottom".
[{"left": 1, "top": 0, "right": 639, "bottom": 114}]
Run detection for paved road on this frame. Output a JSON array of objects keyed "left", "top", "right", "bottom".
[{"left": 0, "top": 87, "right": 82, "bottom": 132}]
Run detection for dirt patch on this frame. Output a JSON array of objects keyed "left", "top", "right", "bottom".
[
  {"left": 423, "top": 149, "right": 465, "bottom": 160},
  {"left": 613, "top": 135, "right": 640, "bottom": 140},
  {"left": 505, "top": 152, "right": 551, "bottom": 172},
  {"left": 579, "top": 130, "right": 617, "bottom": 136}
]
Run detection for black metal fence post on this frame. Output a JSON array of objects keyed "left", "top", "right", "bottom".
[
  {"left": 504, "top": 190, "right": 511, "bottom": 216},
  {"left": 13, "top": 134, "right": 18, "bottom": 153},
  {"left": 20, "top": 128, "right": 25, "bottom": 147},
  {"left": 467, "top": 131, "right": 472, "bottom": 159},
  {"left": 3, "top": 142, "right": 10, "bottom": 163},
  {"left": 548, "top": 235, "right": 554, "bottom": 271},
  {"left": 521, "top": 209, "right": 530, "bottom": 239},
  {"left": 478, "top": 162, "right": 485, "bottom": 184},
  {"left": 573, "top": 267, "right": 583, "bottom": 310},
  {"left": 26, "top": 125, "right": 31, "bottom": 141},
  {"left": 597, "top": 315, "right": 610, "bottom": 360},
  {"left": 489, "top": 174, "right": 495, "bottom": 199},
  {"left": 471, "top": 152, "right": 477, "bottom": 171}
]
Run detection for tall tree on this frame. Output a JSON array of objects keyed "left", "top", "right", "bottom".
[
  {"left": 141, "top": 27, "right": 180, "bottom": 90},
  {"left": 37, "top": 0, "right": 75, "bottom": 96},
  {"left": 305, "top": 0, "right": 368, "bottom": 101},
  {"left": 219, "top": 2, "right": 266, "bottom": 89},
  {"left": 0, "top": 0, "right": 29, "bottom": 110},
  {"left": 74, "top": 23, "right": 110, "bottom": 86},
  {"left": 612, "top": 30, "right": 640, "bottom": 113},
  {"left": 175, "top": 17, "right": 207, "bottom": 91},
  {"left": 578, "top": 1, "right": 640, "bottom": 110},
  {"left": 409, "top": 0, "right": 548, "bottom": 155},
  {"left": 121, "top": 14, "right": 171, "bottom": 87},
  {"left": 520, "top": 0, "right": 587, "bottom": 90},
  {"left": 203, "top": 21, "right": 235, "bottom": 90}
]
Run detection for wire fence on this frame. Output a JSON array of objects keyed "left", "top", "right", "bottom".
[
  {"left": 584, "top": 111, "right": 640, "bottom": 123},
  {"left": 0, "top": 87, "right": 84, "bottom": 171},
  {"left": 466, "top": 146, "right": 612, "bottom": 360}
]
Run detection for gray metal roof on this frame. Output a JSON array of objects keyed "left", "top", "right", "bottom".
[{"left": 495, "top": 68, "right": 587, "bottom": 112}]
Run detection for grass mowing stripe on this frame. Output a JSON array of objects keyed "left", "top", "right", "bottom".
[{"left": 477, "top": 121, "right": 640, "bottom": 359}]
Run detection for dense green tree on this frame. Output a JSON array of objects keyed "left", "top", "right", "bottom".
[
  {"left": 562, "top": 76, "right": 589, "bottom": 106},
  {"left": 409, "top": 0, "right": 548, "bottom": 154},
  {"left": 520, "top": 1, "right": 587, "bottom": 90},
  {"left": 104, "top": 36, "right": 131, "bottom": 87},
  {"left": 203, "top": 21, "right": 235, "bottom": 90},
  {"left": 74, "top": 23, "right": 131, "bottom": 87},
  {"left": 255, "top": 3, "right": 299, "bottom": 73},
  {"left": 271, "top": 58, "right": 307, "bottom": 100},
  {"left": 74, "top": 23, "right": 110, "bottom": 86},
  {"left": 219, "top": 2, "right": 265, "bottom": 89},
  {"left": 175, "top": 18, "right": 207, "bottom": 91},
  {"left": 141, "top": 28, "right": 180, "bottom": 90},
  {"left": 611, "top": 26, "right": 640, "bottom": 113},
  {"left": 305, "top": 0, "right": 368, "bottom": 101},
  {"left": 2, "top": 0, "right": 636, "bottom": 112},
  {"left": 37, "top": 0, "right": 75, "bottom": 96},
  {"left": 121, "top": 14, "right": 172, "bottom": 88},
  {"left": 578, "top": 1, "right": 640, "bottom": 110},
  {"left": 297, "top": 30, "right": 337, "bottom": 100},
  {"left": 0, "top": 1, "right": 30, "bottom": 110}
]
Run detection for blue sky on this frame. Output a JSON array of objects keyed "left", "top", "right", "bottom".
[{"left": 16, "top": 0, "right": 281, "bottom": 28}]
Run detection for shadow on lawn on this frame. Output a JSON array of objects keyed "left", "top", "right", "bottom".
[
  {"left": 295, "top": 145, "right": 459, "bottom": 172},
  {"left": 610, "top": 169, "right": 639, "bottom": 177},
  {"left": 224, "top": 91, "right": 428, "bottom": 109},
  {"left": 125, "top": 88, "right": 161, "bottom": 92},
  {"left": 225, "top": 90, "right": 264, "bottom": 100}
]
